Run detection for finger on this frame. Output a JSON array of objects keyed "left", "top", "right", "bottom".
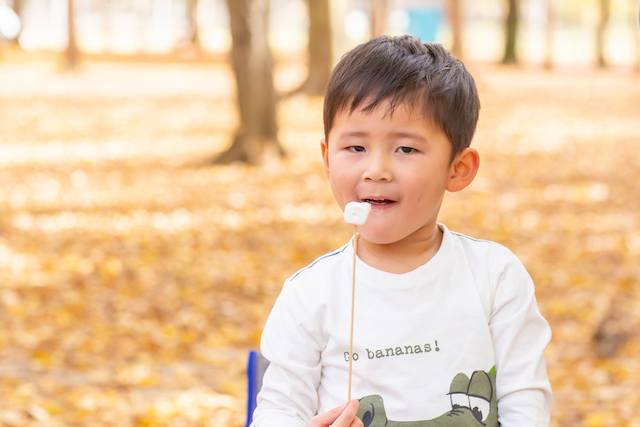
[
  {"left": 332, "top": 399, "right": 360, "bottom": 427},
  {"left": 348, "top": 416, "right": 364, "bottom": 427},
  {"left": 308, "top": 402, "right": 347, "bottom": 427}
]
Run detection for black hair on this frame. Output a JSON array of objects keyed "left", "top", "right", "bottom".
[{"left": 323, "top": 35, "right": 480, "bottom": 161}]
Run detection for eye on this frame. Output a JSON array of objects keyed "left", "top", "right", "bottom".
[
  {"left": 396, "top": 146, "right": 416, "bottom": 154},
  {"left": 348, "top": 146, "right": 365, "bottom": 152},
  {"left": 468, "top": 396, "right": 490, "bottom": 423},
  {"left": 449, "top": 393, "right": 469, "bottom": 410},
  {"left": 361, "top": 408, "right": 374, "bottom": 427}
]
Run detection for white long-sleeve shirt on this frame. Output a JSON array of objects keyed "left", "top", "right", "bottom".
[{"left": 252, "top": 224, "right": 551, "bottom": 427}]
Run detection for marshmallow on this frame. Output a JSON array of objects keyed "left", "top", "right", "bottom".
[{"left": 344, "top": 202, "right": 371, "bottom": 226}]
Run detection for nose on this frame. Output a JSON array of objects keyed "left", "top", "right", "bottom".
[{"left": 362, "top": 152, "right": 393, "bottom": 182}]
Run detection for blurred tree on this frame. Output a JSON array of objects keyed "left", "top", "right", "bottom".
[
  {"left": 503, "top": 0, "right": 518, "bottom": 64},
  {"left": 370, "top": 0, "right": 387, "bottom": 37},
  {"left": 596, "top": 0, "right": 609, "bottom": 67},
  {"left": 215, "top": 0, "right": 283, "bottom": 164},
  {"left": 10, "top": 0, "right": 22, "bottom": 44},
  {"left": 544, "top": 0, "right": 555, "bottom": 69},
  {"left": 9, "top": 0, "right": 21, "bottom": 14},
  {"left": 633, "top": 0, "right": 640, "bottom": 72},
  {"left": 186, "top": 0, "right": 200, "bottom": 46},
  {"left": 448, "top": 0, "right": 463, "bottom": 59},
  {"left": 289, "top": 0, "right": 333, "bottom": 96},
  {"left": 67, "top": 0, "right": 78, "bottom": 70},
  {"left": 329, "top": 0, "right": 349, "bottom": 65}
]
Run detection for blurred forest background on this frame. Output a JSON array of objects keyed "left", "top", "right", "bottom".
[{"left": 1, "top": 0, "right": 640, "bottom": 426}]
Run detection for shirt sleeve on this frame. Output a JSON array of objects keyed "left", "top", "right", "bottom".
[
  {"left": 250, "top": 279, "right": 324, "bottom": 427},
  {"left": 489, "top": 250, "right": 552, "bottom": 427}
]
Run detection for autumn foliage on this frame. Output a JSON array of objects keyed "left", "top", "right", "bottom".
[{"left": 0, "top": 52, "right": 639, "bottom": 426}]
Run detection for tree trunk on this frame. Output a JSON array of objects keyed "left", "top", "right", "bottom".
[
  {"left": 67, "top": 0, "right": 78, "bottom": 71},
  {"left": 633, "top": 0, "right": 640, "bottom": 72},
  {"left": 370, "top": 0, "right": 387, "bottom": 37},
  {"left": 329, "top": 0, "right": 348, "bottom": 66},
  {"left": 186, "top": 0, "right": 200, "bottom": 46},
  {"left": 503, "top": 0, "right": 518, "bottom": 64},
  {"left": 10, "top": 0, "right": 22, "bottom": 44},
  {"left": 10, "top": 0, "right": 22, "bottom": 14},
  {"left": 544, "top": 0, "right": 555, "bottom": 69},
  {"left": 448, "top": 0, "right": 463, "bottom": 59},
  {"left": 596, "top": 0, "right": 609, "bottom": 67},
  {"left": 216, "top": 0, "right": 283, "bottom": 165},
  {"left": 289, "top": 0, "right": 333, "bottom": 96}
]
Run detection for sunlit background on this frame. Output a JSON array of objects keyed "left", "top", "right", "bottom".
[
  {"left": 1, "top": 0, "right": 640, "bottom": 426},
  {"left": 2, "top": 0, "right": 640, "bottom": 64}
]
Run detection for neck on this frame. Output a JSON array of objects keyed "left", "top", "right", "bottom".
[{"left": 356, "top": 223, "right": 444, "bottom": 274}]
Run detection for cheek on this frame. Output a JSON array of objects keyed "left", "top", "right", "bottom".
[
  {"left": 409, "top": 178, "right": 445, "bottom": 205},
  {"left": 329, "top": 165, "right": 357, "bottom": 188},
  {"left": 328, "top": 173, "right": 352, "bottom": 203}
]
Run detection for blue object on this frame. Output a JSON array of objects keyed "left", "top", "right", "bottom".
[
  {"left": 246, "top": 350, "right": 271, "bottom": 427},
  {"left": 407, "top": 8, "right": 443, "bottom": 42}
]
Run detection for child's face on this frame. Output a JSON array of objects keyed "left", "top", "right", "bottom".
[{"left": 322, "top": 103, "right": 455, "bottom": 246}]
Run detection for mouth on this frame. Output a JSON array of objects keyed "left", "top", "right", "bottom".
[{"left": 362, "top": 197, "right": 396, "bottom": 207}]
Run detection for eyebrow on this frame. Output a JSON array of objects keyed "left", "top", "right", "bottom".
[
  {"left": 336, "top": 131, "right": 368, "bottom": 140},
  {"left": 390, "top": 132, "right": 427, "bottom": 142},
  {"left": 337, "top": 131, "right": 427, "bottom": 143}
]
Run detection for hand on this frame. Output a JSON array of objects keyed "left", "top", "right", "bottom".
[{"left": 308, "top": 399, "right": 363, "bottom": 427}]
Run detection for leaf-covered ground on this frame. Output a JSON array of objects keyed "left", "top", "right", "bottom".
[{"left": 1, "top": 50, "right": 639, "bottom": 426}]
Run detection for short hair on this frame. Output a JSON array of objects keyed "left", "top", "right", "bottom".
[{"left": 323, "top": 35, "right": 480, "bottom": 161}]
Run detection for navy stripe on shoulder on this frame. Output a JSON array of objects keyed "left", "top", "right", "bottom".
[
  {"left": 289, "top": 245, "right": 348, "bottom": 282},
  {"left": 450, "top": 231, "right": 504, "bottom": 247}
]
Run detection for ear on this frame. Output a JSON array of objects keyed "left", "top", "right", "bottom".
[
  {"left": 446, "top": 147, "right": 480, "bottom": 192},
  {"left": 321, "top": 138, "right": 330, "bottom": 178}
]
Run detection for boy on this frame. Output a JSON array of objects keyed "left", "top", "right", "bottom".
[{"left": 251, "top": 35, "right": 552, "bottom": 427}]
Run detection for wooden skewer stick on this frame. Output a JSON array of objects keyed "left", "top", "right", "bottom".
[
  {"left": 348, "top": 224, "right": 357, "bottom": 402},
  {"left": 343, "top": 201, "right": 370, "bottom": 403}
]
